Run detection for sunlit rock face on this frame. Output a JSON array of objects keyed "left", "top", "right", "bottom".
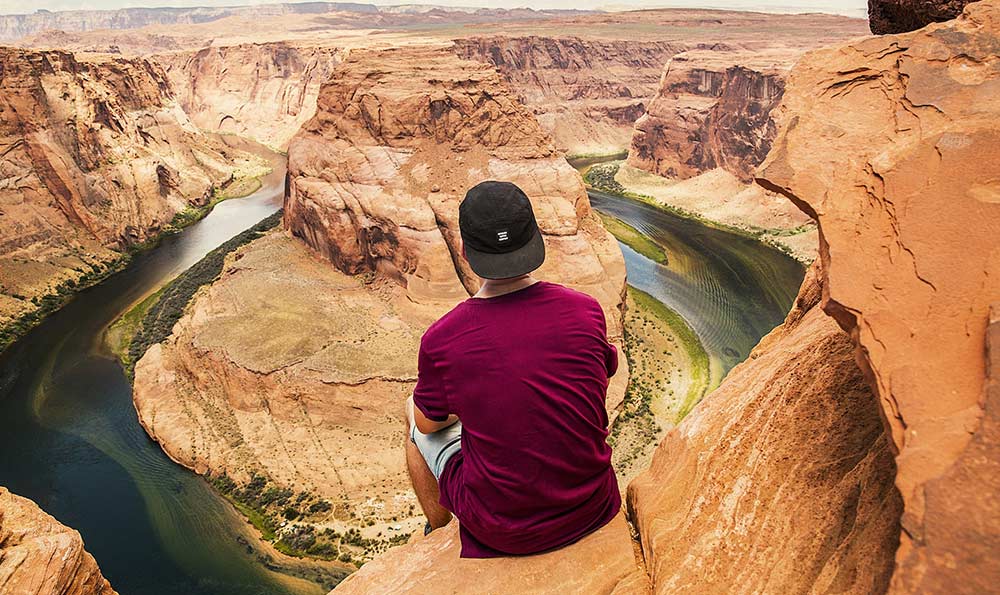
[
  {"left": 758, "top": 2, "right": 1000, "bottom": 591},
  {"left": 155, "top": 42, "right": 342, "bottom": 150},
  {"left": 627, "top": 263, "right": 902, "bottom": 595},
  {"left": 452, "top": 36, "right": 680, "bottom": 156},
  {"left": 0, "top": 487, "right": 117, "bottom": 595},
  {"left": 0, "top": 47, "right": 255, "bottom": 332}
]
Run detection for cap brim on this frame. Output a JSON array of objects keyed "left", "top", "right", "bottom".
[{"left": 464, "top": 229, "right": 545, "bottom": 280}]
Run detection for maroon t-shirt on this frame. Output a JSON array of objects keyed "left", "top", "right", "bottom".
[{"left": 412, "top": 281, "right": 621, "bottom": 558}]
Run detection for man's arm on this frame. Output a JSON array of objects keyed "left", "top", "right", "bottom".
[{"left": 414, "top": 407, "right": 459, "bottom": 434}]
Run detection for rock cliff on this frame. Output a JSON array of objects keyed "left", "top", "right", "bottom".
[
  {"left": 155, "top": 42, "right": 342, "bottom": 149},
  {"left": 0, "top": 487, "right": 117, "bottom": 595},
  {"left": 0, "top": 48, "right": 259, "bottom": 345},
  {"left": 627, "top": 48, "right": 795, "bottom": 183},
  {"left": 452, "top": 36, "right": 680, "bottom": 156},
  {"left": 868, "top": 0, "right": 976, "bottom": 33},
  {"left": 757, "top": 2, "right": 1000, "bottom": 591},
  {"left": 133, "top": 45, "right": 627, "bottom": 564}
]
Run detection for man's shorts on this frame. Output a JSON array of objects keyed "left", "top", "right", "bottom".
[{"left": 407, "top": 397, "right": 462, "bottom": 480}]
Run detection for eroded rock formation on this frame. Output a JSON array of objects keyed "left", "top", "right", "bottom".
[
  {"left": 627, "top": 48, "right": 795, "bottom": 183},
  {"left": 453, "top": 36, "right": 680, "bottom": 156},
  {"left": 868, "top": 0, "right": 976, "bottom": 33},
  {"left": 0, "top": 48, "right": 259, "bottom": 338},
  {"left": 155, "top": 43, "right": 342, "bottom": 149},
  {"left": 757, "top": 2, "right": 1000, "bottom": 590},
  {"left": 0, "top": 487, "right": 117, "bottom": 595},
  {"left": 133, "top": 45, "right": 627, "bottom": 563},
  {"left": 627, "top": 263, "right": 902, "bottom": 594}
]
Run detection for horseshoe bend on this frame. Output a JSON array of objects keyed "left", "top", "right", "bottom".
[{"left": 0, "top": 1, "right": 996, "bottom": 594}]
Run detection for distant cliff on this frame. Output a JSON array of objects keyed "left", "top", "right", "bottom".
[
  {"left": 0, "top": 487, "right": 117, "bottom": 595},
  {"left": 627, "top": 48, "right": 795, "bottom": 183},
  {"left": 0, "top": 48, "right": 259, "bottom": 349},
  {"left": 155, "top": 42, "right": 342, "bottom": 149}
]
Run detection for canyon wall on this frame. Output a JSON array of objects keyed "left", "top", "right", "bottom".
[
  {"left": 453, "top": 36, "right": 680, "bottom": 156},
  {"left": 0, "top": 487, "right": 117, "bottom": 595},
  {"left": 757, "top": 1, "right": 1000, "bottom": 590},
  {"left": 132, "top": 45, "right": 627, "bottom": 563},
  {"left": 627, "top": 48, "right": 794, "bottom": 183},
  {"left": 0, "top": 48, "right": 259, "bottom": 342},
  {"left": 155, "top": 42, "right": 342, "bottom": 149}
]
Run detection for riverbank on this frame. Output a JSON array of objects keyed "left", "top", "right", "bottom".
[
  {"left": 583, "top": 160, "right": 816, "bottom": 264},
  {"left": 0, "top": 162, "right": 270, "bottom": 357},
  {"left": 611, "top": 286, "right": 710, "bottom": 483}
]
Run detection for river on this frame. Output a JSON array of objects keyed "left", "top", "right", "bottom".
[
  {"left": 0, "top": 138, "right": 333, "bottom": 595},
  {"left": 0, "top": 148, "right": 804, "bottom": 595}
]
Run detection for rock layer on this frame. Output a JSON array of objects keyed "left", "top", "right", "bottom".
[
  {"left": 757, "top": 2, "right": 1000, "bottom": 591},
  {"left": 0, "top": 48, "right": 259, "bottom": 334},
  {"left": 627, "top": 263, "right": 902, "bottom": 594},
  {"left": 453, "top": 36, "right": 680, "bottom": 155},
  {"left": 0, "top": 487, "right": 117, "bottom": 595},
  {"left": 627, "top": 48, "right": 797, "bottom": 183},
  {"left": 155, "top": 42, "right": 342, "bottom": 149}
]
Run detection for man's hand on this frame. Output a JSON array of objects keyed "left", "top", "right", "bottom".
[{"left": 408, "top": 395, "right": 459, "bottom": 434}]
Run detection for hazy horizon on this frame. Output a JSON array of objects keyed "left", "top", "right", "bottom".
[{"left": 0, "top": 0, "right": 868, "bottom": 18}]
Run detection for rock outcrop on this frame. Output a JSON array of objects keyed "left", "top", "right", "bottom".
[
  {"left": 757, "top": 1, "right": 1000, "bottom": 591},
  {"left": 453, "top": 37, "right": 680, "bottom": 156},
  {"left": 133, "top": 45, "right": 627, "bottom": 563},
  {"left": 0, "top": 48, "right": 259, "bottom": 340},
  {"left": 627, "top": 263, "right": 902, "bottom": 594},
  {"left": 627, "top": 48, "right": 796, "bottom": 183},
  {"left": 868, "top": 0, "right": 976, "bottom": 33},
  {"left": 0, "top": 487, "right": 117, "bottom": 595},
  {"left": 155, "top": 43, "right": 342, "bottom": 149}
]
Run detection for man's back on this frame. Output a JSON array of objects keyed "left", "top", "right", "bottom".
[{"left": 413, "top": 281, "right": 621, "bottom": 558}]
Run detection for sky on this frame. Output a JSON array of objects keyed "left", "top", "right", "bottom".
[{"left": 0, "top": 0, "right": 869, "bottom": 18}]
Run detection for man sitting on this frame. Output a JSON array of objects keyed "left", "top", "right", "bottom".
[{"left": 405, "top": 180, "right": 620, "bottom": 558}]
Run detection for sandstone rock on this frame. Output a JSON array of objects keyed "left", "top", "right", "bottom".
[
  {"left": 0, "top": 487, "right": 117, "bottom": 595},
  {"left": 757, "top": 2, "right": 1000, "bottom": 591},
  {"left": 155, "top": 42, "right": 342, "bottom": 149},
  {"left": 134, "top": 45, "right": 628, "bottom": 564},
  {"left": 331, "top": 512, "right": 647, "bottom": 595},
  {"left": 0, "top": 48, "right": 260, "bottom": 332},
  {"left": 627, "top": 263, "right": 902, "bottom": 594},
  {"left": 453, "top": 36, "right": 680, "bottom": 156},
  {"left": 627, "top": 48, "right": 799, "bottom": 183},
  {"left": 868, "top": 0, "right": 976, "bottom": 33}
]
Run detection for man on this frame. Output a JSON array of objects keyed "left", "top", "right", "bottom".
[{"left": 405, "top": 180, "right": 621, "bottom": 558}]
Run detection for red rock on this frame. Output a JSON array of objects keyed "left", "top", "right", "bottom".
[
  {"left": 868, "top": 0, "right": 976, "bottom": 33},
  {"left": 758, "top": 2, "right": 1000, "bottom": 590},
  {"left": 0, "top": 487, "right": 117, "bottom": 595}
]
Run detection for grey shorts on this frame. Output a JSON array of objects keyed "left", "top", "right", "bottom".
[{"left": 408, "top": 407, "right": 462, "bottom": 479}]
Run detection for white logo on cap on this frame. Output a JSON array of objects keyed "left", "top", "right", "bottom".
[{"left": 497, "top": 230, "right": 509, "bottom": 242}]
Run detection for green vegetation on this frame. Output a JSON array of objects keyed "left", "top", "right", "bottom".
[
  {"left": 629, "top": 287, "right": 710, "bottom": 422},
  {"left": 583, "top": 160, "right": 810, "bottom": 262},
  {"left": 1, "top": 171, "right": 270, "bottom": 356},
  {"left": 118, "top": 210, "right": 283, "bottom": 376},
  {"left": 597, "top": 212, "right": 668, "bottom": 264},
  {"left": 210, "top": 471, "right": 407, "bottom": 565}
]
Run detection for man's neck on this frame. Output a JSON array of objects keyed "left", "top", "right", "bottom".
[{"left": 473, "top": 275, "right": 539, "bottom": 299}]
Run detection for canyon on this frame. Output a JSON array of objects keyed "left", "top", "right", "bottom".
[
  {"left": 1, "top": 1, "right": 997, "bottom": 594},
  {"left": 0, "top": 48, "right": 264, "bottom": 349},
  {"left": 131, "top": 44, "right": 628, "bottom": 565}
]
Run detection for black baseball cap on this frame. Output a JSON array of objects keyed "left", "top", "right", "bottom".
[{"left": 459, "top": 181, "right": 545, "bottom": 280}]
